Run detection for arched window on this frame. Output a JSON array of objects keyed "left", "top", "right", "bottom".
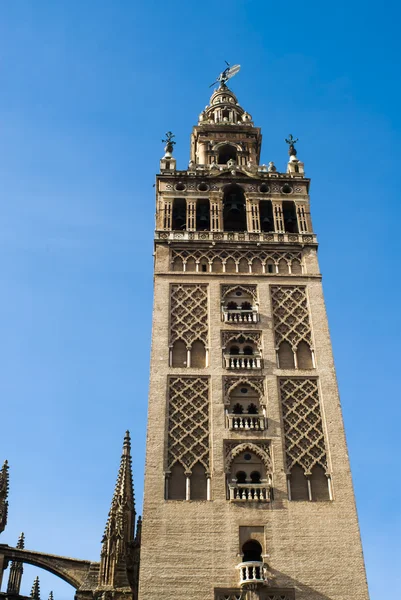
[
  {"left": 278, "top": 341, "right": 295, "bottom": 369},
  {"left": 172, "top": 340, "right": 187, "bottom": 367},
  {"left": 250, "top": 471, "right": 261, "bottom": 483},
  {"left": 227, "top": 301, "right": 238, "bottom": 310},
  {"left": 310, "top": 465, "right": 330, "bottom": 501},
  {"left": 233, "top": 403, "right": 244, "bottom": 414},
  {"left": 229, "top": 345, "right": 240, "bottom": 355},
  {"left": 242, "top": 540, "right": 262, "bottom": 563},
  {"left": 218, "top": 144, "right": 237, "bottom": 164},
  {"left": 289, "top": 464, "right": 309, "bottom": 501},
  {"left": 191, "top": 462, "right": 207, "bottom": 500},
  {"left": 168, "top": 463, "right": 186, "bottom": 500},
  {"left": 247, "top": 403, "right": 258, "bottom": 414},
  {"left": 297, "top": 341, "right": 313, "bottom": 369},
  {"left": 191, "top": 340, "right": 206, "bottom": 368},
  {"left": 223, "top": 184, "right": 247, "bottom": 232},
  {"left": 241, "top": 301, "right": 252, "bottom": 311},
  {"left": 243, "top": 346, "right": 254, "bottom": 356}
]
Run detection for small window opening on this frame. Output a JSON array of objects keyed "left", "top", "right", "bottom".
[
  {"left": 196, "top": 198, "right": 210, "bottom": 231},
  {"left": 236, "top": 471, "right": 247, "bottom": 484},
  {"left": 218, "top": 144, "right": 237, "bottom": 164},
  {"left": 247, "top": 403, "right": 258, "bottom": 414},
  {"left": 260, "top": 200, "right": 274, "bottom": 232},
  {"left": 267, "top": 263, "right": 274, "bottom": 273},
  {"left": 227, "top": 301, "right": 238, "bottom": 310},
  {"left": 223, "top": 184, "right": 247, "bottom": 232},
  {"left": 229, "top": 345, "right": 240, "bottom": 355},
  {"left": 172, "top": 198, "right": 186, "bottom": 230},
  {"left": 242, "top": 540, "right": 263, "bottom": 563},
  {"left": 241, "top": 301, "right": 252, "bottom": 311},
  {"left": 233, "top": 403, "right": 243, "bottom": 415},
  {"left": 282, "top": 201, "right": 298, "bottom": 233},
  {"left": 250, "top": 471, "right": 261, "bottom": 483},
  {"left": 259, "top": 184, "right": 269, "bottom": 193},
  {"left": 201, "top": 264, "right": 207, "bottom": 273},
  {"left": 243, "top": 346, "right": 254, "bottom": 356}
]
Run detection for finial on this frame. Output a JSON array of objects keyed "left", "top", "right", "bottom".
[
  {"left": 123, "top": 430, "right": 131, "bottom": 456},
  {"left": 31, "top": 576, "right": 40, "bottom": 600},
  {"left": 17, "top": 532, "right": 25, "bottom": 548},
  {"left": 285, "top": 134, "right": 299, "bottom": 157},
  {"left": 162, "top": 132, "right": 176, "bottom": 157},
  {"left": 48, "top": 591, "right": 54, "bottom": 600}
]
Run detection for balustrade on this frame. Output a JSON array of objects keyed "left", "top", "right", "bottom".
[
  {"left": 227, "top": 414, "right": 266, "bottom": 431},
  {"left": 229, "top": 483, "right": 271, "bottom": 502},
  {"left": 237, "top": 561, "right": 267, "bottom": 585},
  {"left": 224, "top": 355, "right": 262, "bottom": 369},
  {"left": 223, "top": 309, "right": 258, "bottom": 323}
]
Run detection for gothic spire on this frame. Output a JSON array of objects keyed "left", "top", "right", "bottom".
[
  {"left": 0, "top": 460, "right": 9, "bottom": 534},
  {"left": 30, "top": 576, "right": 40, "bottom": 600},
  {"left": 7, "top": 532, "right": 25, "bottom": 594},
  {"left": 99, "top": 431, "right": 135, "bottom": 588}
]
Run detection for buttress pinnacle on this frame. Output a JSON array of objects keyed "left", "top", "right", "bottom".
[
  {"left": 0, "top": 460, "right": 9, "bottom": 534},
  {"left": 30, "top": 576, "right": 40, "bottom": 600}
]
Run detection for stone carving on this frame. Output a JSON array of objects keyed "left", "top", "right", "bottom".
[
  {"left": 221, "top": 331, "right": 262, "bottom": 351},
  {"left": 167, "top": 377, "right": 210, "bottom": 473},
  {"left": 170, "top": 284, "right": 208, "bottom": 347},
  {"left": 279, "top": 378, "right": 328, "bottom": 475},
  {"left": 171, "top": 248, "right": 302, "bottom": 273},
  {"left": 223, "top": 376, "right": 265, "bottom": 404},
  {"left": 224, "top": 441, "right": 272, "bottom": 473},
  {"left": 221, "top": 284, "right": 258, "bottom": 303},
  {"left": 0, "top": 460, "right": 9, "bottom": 534},
  {"left": 271, "top": 286, "right": 312, "bottom": 351}
]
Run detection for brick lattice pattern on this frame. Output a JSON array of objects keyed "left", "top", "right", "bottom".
[
  {"left": 167, "top": 376, "right": 210, "bottom": 473},
  {"left": 280, "top": 378, "right": 328, "bottom": 474},
  {"left": 271, "top": 286, "right": 313, "bottom": 350},
  {"left": 170, "top": 284, "right": 208, "bottom": 346}
]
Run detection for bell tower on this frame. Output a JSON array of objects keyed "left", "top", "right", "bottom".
[{"left": 138, "top": 69, "right": 369, "bottom": 600}]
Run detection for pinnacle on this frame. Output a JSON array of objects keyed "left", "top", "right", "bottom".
[
  {"left": 30, "top": 576, "right": 40, "bottom": 600},
  {"left": 48, "top": 591, "right": 54, "bottom": 600},
  {"left": 17, "top": 532, "right": 25, "bottom": 549}
]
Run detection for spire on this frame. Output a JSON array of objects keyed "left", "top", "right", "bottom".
[
  {"left": 7, "top": 533, "right": 25, "bottom": 594},
  {"left": 99, "top": 431, "right": 136, "bottom": 588},
  {"left": 0, "top": 460, "right": 9, "bottom": 534},
  {"left": 48, "top": 591, "right": 54, "bottom": 600},
  {"left": 30, "top": 576, "right": 40, "bottom": 600}
]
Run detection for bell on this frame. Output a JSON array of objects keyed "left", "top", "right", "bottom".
[
  {"left": 227, "top": 201, "right": 240, "bottom": 213},
  {"left": 262, "top": 216, "right": 272, "bottom": 226}
]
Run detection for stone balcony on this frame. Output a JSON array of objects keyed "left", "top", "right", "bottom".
[
  {"left": 228, "top": 483, "right": 271, "bottom": 502},
  {"left": 237, "top": 561, "right": 268, "bottom": 586},
  {"left": 227, "top": 414, "right": 267, "bottom": 431},
  {"left": 222, "top": 309, "right": 259, "bottom": 324},
  {"left": 224, "top": 355, "right": 262, "bottom": 370}
]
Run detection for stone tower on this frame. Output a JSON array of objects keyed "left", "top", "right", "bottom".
[{"left": 138, "top": 77, "right": 369, "bottom": 600}]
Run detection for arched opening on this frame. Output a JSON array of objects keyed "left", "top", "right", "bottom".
[
  {"left": 243, "top": 346, "right": 254, "bottom": 356},
  {"left": 297, "top": 341, "right": 313, "bottom": 369},
  {"left": 266, "top": 260, "right": 275, "bottom": 274},
  {"left": 227, "top": 301, "right": 238, "bottom": 310},
  {"left": 250, "top": 471, "right": 261, "bottom": 483},
  {"left": 172, "top": 257, "right": 183, "bottom": 272},
  {"left": 252, "top": 258, "right": 263, "bottom": 274},
  {"left": 186, "top": 257, "right": 196, "bottom": 272},
  {"left": 232, "top": 402, "right": 243, "bottom": 414},
  {"left": 196, "top": 199, "right": 210, "bottom": 231},
  {"left": 218, "top": 144, "right": 237, "bottom": 165},
  {"left": 310, "top": 465, "right": 330, "bottom": 501},
  {"left": 289, "top": 464, "right": 309, "bottom": 501},
  {"left": 238, "top": 257, "right": 249, "bottom": 273},
  {"left": 172, "top": 340, "right": 187, "bottom": 368},
  {"left": 168, "top": 463, "right": 186, "bottom": 500},
  {"left": 236, "top": 471, "right": 247, "bottom": 484},
  {"left": 247, "top": 403, "right": 258, "bottom": 414},
  {"left": 191, "top": 340, "right": 206, "bottom": 368},
  {"left": 283, "top": 201, "right": 298, "bottom": 233},
  {"left": 241, "top": 301, "right": 252, "bottom": 311},
  {"left": 225, "top": 258, "right": 236, "bottom": 273},
  {"left": 172, "top": 198, "right": 186, "bottom": 230},
  {"left": 212, "top": 258, "right": 223, "bottom": 273},
  {"left": 242, "top": 540, "right": 263, "bottom": 563},
  {"left": 291, "top": 259, "right": 302, "bottom": 274},
  {"left": 278, "top": 341, "right": 295, "bottom": 369},
  {"left": 223, "top": 185, "right": 247, "bottom": 232},
  {"left": 229, "top": 345, "right": 240, "bottom": 355},
  {"left": 190, "top": 462, "right": 207, "bottom": 500},
  {"left": 278, "top": 259, "right": 288, "bottom": 274},
  {"left": 259, "top": 200, "right": 274, "bottom": 232}
]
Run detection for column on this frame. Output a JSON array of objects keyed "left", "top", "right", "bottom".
[
  {"left": 272, "top": 200, "right": 284, "bottom": 232},
  {"left": 186, "top": 199, "right": 196, "bottom": 231}
]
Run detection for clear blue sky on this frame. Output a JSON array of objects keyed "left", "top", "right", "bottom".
[{"left": 0, "top": 2, "right": 400, "bottom": 599}]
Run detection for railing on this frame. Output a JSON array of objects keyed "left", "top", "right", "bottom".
[
  {"left": 224, "top": 355, "right": 262, "bottom": 369},
  {"left": 223, "top": 309, "right": 258, "bottom": 323},
  {"left": 227, "top": 414, "right": 266, "bottom": 431},
  {"left": 237, "top": 561, "right": 268, "bottom": 586},
  {"left": 229, "top": 483, "right": 271, "bottom": 502},
  {"left": 156, "top": 231, "right": 317, "bottom": 244}
]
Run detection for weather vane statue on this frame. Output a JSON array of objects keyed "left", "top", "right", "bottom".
[
  {"left": 285, "top": 134, "right": 299, "bottom": 157},
  {"left": 162, "top": 131, "right": 176, "bottom": 156},
  {"left": 209, "top": 61, "right": 241, "bottom": 88}
]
